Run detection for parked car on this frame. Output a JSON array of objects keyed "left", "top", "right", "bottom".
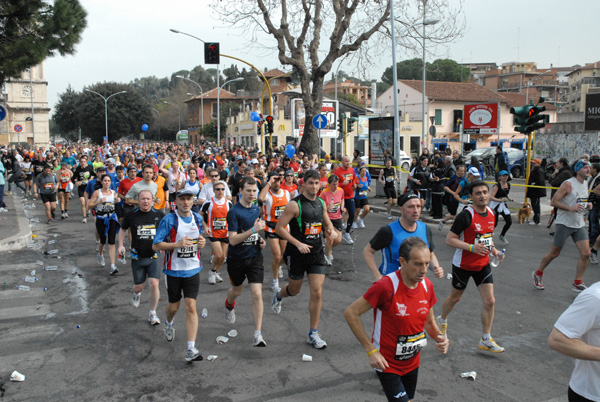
[
  {"left": 464, "top": 147, "right": 526, "bottom": 178},
  {"left": 362, "top": 150, "right": 411, "bottom": 171}
]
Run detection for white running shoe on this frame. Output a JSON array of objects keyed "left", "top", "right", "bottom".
[
  {"left": 208, "top": 270, "right": 217, "bottom": 284},
  {"left": 215, "top": 272, "right": 224, "bottom": 282},
  {"left": 342, "top": 233, "right": 354, "bottom": 244},
  {"left": 65, "top": 212, "right": 69, "bottom": 218},
  {"left": 387, "top": 214, "right": 393, "bottom": 220},
  {"left": 164, "top": 323, "right": 175, "bottom": 341},
  {"left": 225, "top": 308, "right": 236, "bottom": 324},
  {"left": 131, "top": 293, "right": 141, "bottom": 308},
  {"left": 478, "top": 338, "right": 505, "bottom": 353},
  {"left": 324, "top": 254, "right": 333, "bottom": 266},
  {"left": 270, "top": 281, "right": 280, "bottom": 293},
  {"left": 253, "top": 334, "right": 267, "bottom": 347},
  {"left": 357, "top": 218, "right": 365, "bottom": 229},
  {"left": 590, "top": 251, "right": 598, "bottom": 265},
  {"left": 97, "top": 253, "right": 105, "bottom": 267},
  {"left": 185, "top": 346, "right": 203, "bottom": 361},
  {"left": 499, "top": 235, "right": 509, "bottom": 244},
  {"left": 110, "top": 264, "right": 119, "bottom": 276},
  {"left": 148, "top": 311, "right": 160, "bottom": 326},
  {"left": 438, "top": 221, "right": 444, "bottom": 231},
  {"left": 278, "top": 265, "right": 284, "bottom": 279},
  {"left": 351, "top": 222, "right": 358, "bottom": 229},
  {"left": 272, "top": 294, "right": 282, "bottom": 314},
  {"left": 82, "top": 217, "right": 87, "bottom": 224},
  {"left": 307, "top": 331, "right": 327, "bottom": 349}
]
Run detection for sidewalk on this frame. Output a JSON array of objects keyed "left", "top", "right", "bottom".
[{"left": 0, "top": 193, "right": 32, "bottom": 252}]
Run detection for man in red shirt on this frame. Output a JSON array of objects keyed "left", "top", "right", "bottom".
[
  {"left": 345, "top": 237, "right": 448, "bottom": 402},
  {"left": 334, "top": 156, "right": 357, "bottom": 244},
  {"left": 439, "top": 179, "right": 505, "bottom": 353},
  {"left": 289, "top": 154, "right": 302, "bottom": 177},
  {"left": 118, "top": 164, "right": 142, "bottom": 222}
]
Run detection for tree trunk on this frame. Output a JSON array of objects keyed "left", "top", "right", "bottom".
[{"left": 298, "top": 75, "right": 325, "bottom": 157}]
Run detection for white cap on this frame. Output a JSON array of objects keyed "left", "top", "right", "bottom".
[
  {"left": 251, "top": 158, "right": 259, "bottom": 164},
  {"left": 467, "top": 167, "right": 480, "bottom": 177},
  {"left": 205, "top": 149, "right": 212, "bottom": 155}
]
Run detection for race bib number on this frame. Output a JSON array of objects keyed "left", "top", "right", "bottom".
[
  {"left": 395, "top": 332, "right": 427, "bottom": 361},
  {"left": 275, "top": 206, "right": 285, "bottom": 219},
  {"left": 102, "top": 202, "right": 115, "bottom": 213},
  {"left": 61, "top": 177, "right": 69, "bottom": 183},
  {"left": 475, "top": 233, "right": 493, "bottom": 251},
  {"left": 213, "top": 217, "right": 227, "bottom": 230},
  {"left": 359, "top": 190, "right": 368, "bottom": 197},
  {"left": 304, "top": 222, "right": 322, "bottom": 239},
  {"left": 328, "top": 202, "right": 340, "bottom": 213},
  {"left": 242, "top": 232, "right": 259, "bottom": 246},
  {"left": 44, "top": 183, "right": 53, "bottom": 190},
  {"left": 83, "top": 172, "right": 90, "bottom": 180},
  {"left": 386, "top": 176, "right": 394, "bottom": 182},
  {"left": 136, "top": 225, "right": 156, "bottom": 239},
  {"left": 177, "top": 239, "right": 198, "bottom": 258},
  {"left": 35, "top": 165, "right": 43, "bottom": 172},
  {"left": 345, "top": 174, "right": 353, "bottom": 182}
]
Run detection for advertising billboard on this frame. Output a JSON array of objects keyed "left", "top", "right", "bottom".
[
  {"left": 585, "top": 93, "right": 600, "bottom": 131},
  {"left": 369, "top": 117, "right": 394, "bottom": 174},
  {"left": 290, "top": 99, "right": 338, "bottom": 138},
  {"left": 463, "top": 103, "right": 499, "bottom": 135}
]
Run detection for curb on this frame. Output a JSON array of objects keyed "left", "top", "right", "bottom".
[{"left": 0, "top": 195, "right": 32, "bottom": 252}]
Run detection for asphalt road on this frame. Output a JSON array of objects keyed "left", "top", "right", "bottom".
[{"left": 0, "top": 193, "right": 597, "bottom": 402}]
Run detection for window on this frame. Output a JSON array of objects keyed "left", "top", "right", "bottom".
[
  {"left": 271, "top": 79, "right": 279, "bottom": 86},
  {"left": 434, "top": 109, "right": 442, "bottom": 125},
  {"left": 452, "top": 110, "right": 463, "bottom": 132}
]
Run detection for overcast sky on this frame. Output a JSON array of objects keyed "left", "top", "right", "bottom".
[{"left": 44, "top": 0, "right": 600, "bottom": 110}]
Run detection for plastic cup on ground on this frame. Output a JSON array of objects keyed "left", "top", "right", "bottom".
[
  {"left": 302, "top": 354, "right": 313, "bottom": 362},
  {"left": 216, "top": 336, "right": 229, "bottom": 344},
  {"left": 10, "top": 370, "right": 25, "bottom": 381}
]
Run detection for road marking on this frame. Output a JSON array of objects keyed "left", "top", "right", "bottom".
[
  {"left": 0, "top": 324, "right": 63, "bottom": 343},
  {"left": 0, "top": 347, "right": 66, "bottom": 373},
  {"left": 0, "top": 263, "right": 39, "bottom": 272},
  {"left": 0, "top": 288, "right": 45, "bottom": 299},
  {"left": 0, "top": 305, "right": 51, "bottom": 320}
]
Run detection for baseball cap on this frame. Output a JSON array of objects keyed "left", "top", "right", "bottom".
[
  {"left": 251, "top": 158, "right": 259, "bottom": 164},
  {"left": 217, "top": 159, "right": 225, "bottom": 166},
  {"left": 106, "top": 158, "right": 116, "bottom": 165},
  {"left": 235, "top": 155, "right": 243, "bottom": 160},
  {"left": 398, "top": 192, "right": 419, "bottom": 206},
  {"left": 267, "top": 171, "right": 281, "bottom": 179},
  {"left": 499, "top": 170, "right": 509, "bottom": 176},
  {"left": 176, "top": 188, "right": 195, "bottom": 197},
  {"left": 204, "top": 149, "right": 212, "bottom": 155},
  {"left": 96, "top": 166, "right": 107, "bottom": 172},
  {"left": 285, "top": 170, "right": 294, "bottom": 176},
  {"left": 467, "top": 167, "right": 481, "bottom": 177}
]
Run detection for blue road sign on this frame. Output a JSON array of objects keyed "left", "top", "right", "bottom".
[
  {"left": 312, "top": 114, "right": 328, "bottom": 130},
  {"left": 0, "top": 106, "right": 5, "bottom": 122}
]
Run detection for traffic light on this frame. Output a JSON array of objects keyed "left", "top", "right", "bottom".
[
  {"left": 257, "top": 120, "right": 263, "bottom": 136},
  {"left": 347, "top": 117, "right": 358, "bottom": 133},
  {"left": 265, "top": 115, "right": 274, "bottom": 134},
  {"left": 527, "top": 105, "right": 549, "bottom": 132},
  {"left": 204, "top": 43, "right": 220, "bottom": 64},
  {"left": 338, "top": 114, "right": 346, "bottom": 133},
  {"left": 510, "top": 100, "right": 549, "bottom": 134}
]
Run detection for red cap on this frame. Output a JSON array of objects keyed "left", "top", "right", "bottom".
[
  {"left": 152, "top": 165, "right": 159, "bottom": 172},
  {"left": 217, "top": 159, "right": 225, "bottom": 166}
]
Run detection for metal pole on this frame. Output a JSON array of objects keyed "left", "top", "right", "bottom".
[
  {"left": 104, "top": 98, "right": 109, "bottom": 144},
  {"left": 421, "top": 22, "right": 427, "bottom": 150},
  {"left": 217, "top": 66, "right": 220, "bottom": 146},
  {"left": 29, "top": 68, "right": 35, "bottom": 146},
  {"left": 390, "top": 3, "right": 400, "bottom": 168}
]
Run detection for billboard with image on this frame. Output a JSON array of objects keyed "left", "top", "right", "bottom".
[{"left": 290, "top": 99, "right": 338, "bottom": 138}]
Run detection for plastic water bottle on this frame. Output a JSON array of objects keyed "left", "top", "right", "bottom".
[
  {"left": 118, "top": 249, "right": 126, "bottom": 264},
  {"left": 30, "top": 270, "right": 36, "bottom": 276},
  {"left": 44, "top": 266, "right": 58, "bottom": 271},
  {"left": 490, "top": 249, "right": 505, "bottom": 268},
  {"left": 201, "top": 308, "right": 208, "bottom": 319},
  {"left": 16, "top": 285, "right": 31, "bottom": 291},
  {"left": 24, "top": 276, "right": 37, "bottom": 283},
  {"left": 44, "top": 249, "right": 59, "bottom": 255}
]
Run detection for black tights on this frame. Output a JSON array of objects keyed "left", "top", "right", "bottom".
[{"left": 494, "top": 210, "right": 512, "bottom": 236}]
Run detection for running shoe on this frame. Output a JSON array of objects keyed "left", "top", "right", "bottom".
[
  {"left": 64, "top": 212, "right": 69, "bottom": 218},
  {"left": 590, "top": 251, "right": 598, "bottom": 265},
  {"left": 387, "top": 214, "right": 394, "bottom": 220},
  {"left": 0, "top": 208, "right": 7, "bottom": 212},
  {"left": 96, "top": 242, "right": 100, "bottom": 252},
  {"left": 51, "top": 211, "right": 56, "bottom": 219},
  {"left": 253, "top": 334, "right": 267, "bottom": 347},
  {"left": 97, "top": 253, "right": 105, "bottom": 267},
  {"left": 499, "top": 235, "right": 509, "bottom": 244},
  {"left": 571, "top": 282, "right": 587, "bottom": 293},
  {"left": 208, "top": 270, "right": 217, "bottom": 284},
  {"left": 61, "top": 211, "right": 65, "bottom": 220},
  {"left": 82, "top": 217, "right": 87, "bottom": 224},
  {"left": 324, "top": 254, "right": 333, "bottom": 266},
  {"left": 532, "top": 271, "right": 544, "bottom": 290},
  {"left": 307, "top": 330, "right": 327, "bottom": 349},
  {"left": 438, "top": 221, "right": 444, "bottom": 231},
  {"left": 357, "top": 218, "right": 365, "bottom": 229},
  {"left": 110, "top": 264, "right": 119, "bottom": 276},
  {"left": 351, "top": 222, "right": 358, "bottom": 229},
  {"left": 478, "top": 338, "right": 505, "bottom": 353},
  {"left": 225, "top": 308, "right": 236, "bottom": 324},
  {"left": 148, "top": 311, "right": 160, "bottom": 326},
  {"left": 185, "top": 347, "right": 203, "bottom": 362},
  {"left": 270, "top": 281, "right": 280, "bottom": 293},
  {"left": 215, "top": 272, "right": 224, "bottom": 283},
  {"left": 272, "top": 294, "right": 282, "bottom": 314},
  {"left": 278, "top": 265, "right": 284, "bottom": 279},
  {"left": 164, "top": 323, "right": 175, "bottom": 341},
  {"left": 131, "top": 292, "right": 141, "bottom": 308},
  {"left": 342, "top": 233, "right": 354, "bottom": 245},
  {"left": 47, "top": 218, "right": 52, "bottom": 224},
  {"left": 436, "top": 316, "right": 447, "bottom": 336}
]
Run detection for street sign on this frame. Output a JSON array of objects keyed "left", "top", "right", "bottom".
[
  {"left": 429, "top": 125, "right": 436, "bottom": 137},
  {"left": 463, "top": 103, "right": 499, "bottom": 135},
  {"left": 0, "top": 106, "right": 6, "bottom": 122},
  {"left": 14, "top": 124, "right": 23, "bottom": 132},
  {"left": 312, "top": 114, "right": 328, "bottom": 130}
]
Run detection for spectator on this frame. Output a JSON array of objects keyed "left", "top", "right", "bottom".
[{"left": 526, "top": 158, "right": 546, "bottom": 225}]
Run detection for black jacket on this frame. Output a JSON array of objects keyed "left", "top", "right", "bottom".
[
  {"left": 550, "top": 166, "right": 572, "bottom": 198},
  {"left": 526, "top": 166, "right": 546, "bottom": 198}
]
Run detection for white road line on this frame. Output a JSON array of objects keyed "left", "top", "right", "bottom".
[
  {"left": 0, "top": 288, "right": 45, "bottom": 299},
  {"left": 0, "top": 305, "right": 51, "bottom": 320},
  {"left": 0, "top": 347, "right": 66, "bottom": 373},
  {"left": 0, "top": 324, "right": 63, "bottom": 343}
]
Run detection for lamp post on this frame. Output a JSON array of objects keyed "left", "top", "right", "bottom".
[
  {"left": 420, "top": 19, "right": 439, "bottom": 150},
  {"left": 85, "top": 89, "right": 126, "bottom": 144},
  {"left": 29, "top": 67, "right": 35, "bottom": 146},
  {"left": 163, "top": 101, "right": 181, "bottom": 132},
  {"left": 390, "top": 10, "right": 438, "bottom": 166},
  {"left": 217, "top": 77, "right": 244, "bottom": 145},
  {"left": 176, "top": 75, "right": 204, "bottom": 128}
]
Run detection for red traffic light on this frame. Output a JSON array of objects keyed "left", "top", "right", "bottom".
[{"left": 265, "top": 115, "right": 274, "bottom": 123}]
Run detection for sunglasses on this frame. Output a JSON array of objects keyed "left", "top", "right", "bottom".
[
  {"left": 214, "top": 188, "right": 225, "bottom": 191},
  {"left": 210, "top": 175, "right": 219, "bottom": 178},
  {"left": 285, "top": 175, "right": 293, "bottom": 177}
]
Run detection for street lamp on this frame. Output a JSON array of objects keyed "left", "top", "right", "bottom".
[
  {"left": 85, "top": 89, "right": 126, "bottom": 144},
  {"left": 163, "top": 101, "right": 181, "bottom": 131},
  {"left": 217, "top": 77, "right": 243, "bottom": 145},
  {"left": 176, "top": 75, "right": 204, "bottom": 128},
  {"left": 389, "top": 12, "right": 438, "bottom": 166},
  {"left": 420, "top": 19, "right": 439, "bottom": 150}
]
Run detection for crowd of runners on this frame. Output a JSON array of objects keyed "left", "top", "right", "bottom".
[{"left": 1, "top": 141, "right": 598, "bottom": 402}]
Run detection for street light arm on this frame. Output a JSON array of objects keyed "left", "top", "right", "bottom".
[
  {"left": 169, "top": 28, "right": 205, "bottom": 43},
  {"left": 220, "top": 77, "right": 244, "bottom": 90},
  {"left": 107, "top": 91, "right": 126, "bottom": 102},
  {"left": 85, "top": 88, "right": 106, "bottom": 101},
  {"left": 176, "top": 75, "right": 203, "bottom": 94}
]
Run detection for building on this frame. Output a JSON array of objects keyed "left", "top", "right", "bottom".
[
  {"left": 1, "top": 63, "right": 50, "bottom": 147},
  {"left": 323, "top": 79, "right": 371, "bottom": 106},
  {"left": 565, "top": 61, "right": 600, "bottom": 113}
]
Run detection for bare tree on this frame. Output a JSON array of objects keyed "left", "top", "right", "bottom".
[{"left": 212, "top": 0, "right": 464, "bottom": 155}]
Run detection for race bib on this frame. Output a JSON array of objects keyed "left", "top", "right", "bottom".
[
  {"left": 44, "top": 183, "right": 53, "bottom": 190},
  {"left": 359, "top": 190, "right": 368, "bottom": 197},
  {"left": 242, "top": 232, "right": 259, "bottom": 246},
  {"left": 274, "top": 205, "right": 285, "bottom": 219},
  {"left": 475, "top": 233, "right": 493, "bottom": 251},
  {"left": 328, "top": 202, "right": 340, "bottom": 213},
  {"left": 83, "top": 172, "right": 90, "bottom": 180},
  {"left": 136, "top": 225, "right": 156, "bottom": 239},
  {"left": 213, "top": 217, "right": 227, "bottom": 230},
  {"left": 61, "top": 177, "right": 69, "bottom": 183},
  {"left": 304, "top": 222, "right": 322, "bottom": 239},
  {"left": 386, "top": 176, "right": 394, "bottom": 182},
  {"left": 345, "top": 174, "right": 353, "bottom": 182},
  {"left": 395, "top": 332, "right": 427, "bottom": 361},
  {"left": 177, "top": 238, "right": 198, "bottom": 258}
]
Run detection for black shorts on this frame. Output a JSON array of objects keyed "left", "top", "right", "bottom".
[
  {"left": 131, "top": 258, "right": 160, "bottom": 285},
  {"left": 165, "top": 273, "right": 200, "bottom": 303},
  {"left": 168, "top": 192, "right": 177, "bottom": 203},
  {"left": 77, "top": 186, "right": 86, "bottom": 198},
  {"left": 40, "top": 193, "right": 57, "bottom": 203},
  {"left": 122, "top": 204, "right": 135, "bottom": 218},
  {"left": 286, "top": 250, "right": 327, "bottom": 280},
  {"left": 376, "top": 367, "right": 419, "bottom": 402},
  {"left": 58, "top": 188, "right": 68, "bottom": 193},
  {"left": 115, "top": 204, "right": 124, "bottom": 219},
  {"left": 264, "top": 231, "right": 283, "bottom": 240},
  {"left": 384, "top": 186, "right": 397, "bottom": 199},
  {"left": 95, "top": 217, "right": 119, "bottom": 245},
  {"left": 355, "top": 198, "right": 369, "bottom": 209},
  {"left": 227, "top": 253, "right": 264, "bottom": 286},
  {"left": 330, "top": 218, "right": 343, "bottom": 232},
  {"left": 208, "top": 236, "right": 229, "bottom": 244},
  {"left": 451, "top": 264, "right": 493, "bottom": 290}
]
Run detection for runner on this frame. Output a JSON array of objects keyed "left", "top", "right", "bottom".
[
  {"left": 258, "top": 171, "right": 291, "bottom": 292},
  {"left": 272, "top": 170, "right": 338, "bottom": 349},
  {"left": 179, "top": 167, "right": 202, "bottom": 213},
  {"left": 117, "top": 164, "right": 142, "bottom": 222},
  {"left": 117, "top": 189, "right": 164, "bottom": 325},
  {"left": 280, "top": 170, "right": 298, "bottom": 198},
  {"left": 352, "top": 166, "right": 371, "bottom": 229},
  {"left": 198, "top": 167, "right": 232, "bottom": 205},
  {"left": 224, "top": 177, "right": 268, "bottom": 347},
  {"left": 33, "top": 164, "right": 58, "bottom": 224},
  {"left": 317, "top": 162, "right": 329, "bottom": 197},
  {"left": 438, "top": 179, "right": 505, "bottom": 353},
  {"left": 439, "top": 165, "right": 466, "bottom": 230},
  {"left": 89, "top": 174, "right": 121, "bottom": 275},
  {"left": 320, "top": 174, "right": 344, "bottom": 266},
  {"left": 345, "top": 237, "right": 449, "bottom": 402},
  {"left": 200, "top": 181, "right": 232, "bottom": 284},
  {"left": 378, "top": 158, "right": 398, "bottom": 220},
  {"left": 72, "top": 155, "right": 95, "bottom": 223},
  {"left": 334, "top": 156, "right": 357, "bottom": 245},
  {"left": 57, "top": 162, "right": 73, "bottom": 219},
  {"left": 152, "top": 187, "right": 206, "bottom": 362},
  {"left": 363, "top": 192, "right": 443, "bottom": 281},
  {"left": 489, "top": 170, "right": 514, "bottom": 244},
  {"left": 126, "top": 164, "right": 158, "bottom": 208},
  {"left": 533, "top": 159, "right": 592, "bottom": 293}
]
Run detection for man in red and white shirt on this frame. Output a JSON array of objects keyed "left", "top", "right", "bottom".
[
  {"left": 345, "top": 237, "right": 448, "bottom": 402},
  {"left": 334, "top": 156, "right": 357, "bottom": 245},
  {"left": 439, "top": 179, "right": 505, "bottom": 353}
]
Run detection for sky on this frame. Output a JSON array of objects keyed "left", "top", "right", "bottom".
[{"left": 44, "top": 0, "right": 600, "bottom": 111}]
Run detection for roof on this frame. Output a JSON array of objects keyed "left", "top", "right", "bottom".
[
  {"left": 184, "top": 87, "right": 237, "bottom": 102},
  {"left": 567, "top": 61, "right": 600, "bottom": 76},
  {"left": 499, "top": 92, "right": 559, "bottom": 111},
  {"left": 399, "top": 80, "right": 510, "bottom": 103},
  {"left": 263, "top": 68, "right": 291, "bottom": 79}
]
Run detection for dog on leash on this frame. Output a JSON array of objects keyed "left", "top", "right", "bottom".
[{"left": 518, "top": 202, "right": 532, "bottom": 224}]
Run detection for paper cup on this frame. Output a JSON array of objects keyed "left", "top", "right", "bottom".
[
  {"left": 302, "top": 354, "right": 312, "bottom": 362},
  {"left": 227, "top": 329, "right": 238, "bottom": 338},
  {"left": 10, "top": 370, "right": 25, "bottom": 382},
  {"left": 460, "top": 371, "right": 476, "bottom": 380},
  {"left": 207, "top": 355, "right": 218, "bottom": 361},
  {"left": 216, "top": 336, "right": 229, "bottom": 344}
]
